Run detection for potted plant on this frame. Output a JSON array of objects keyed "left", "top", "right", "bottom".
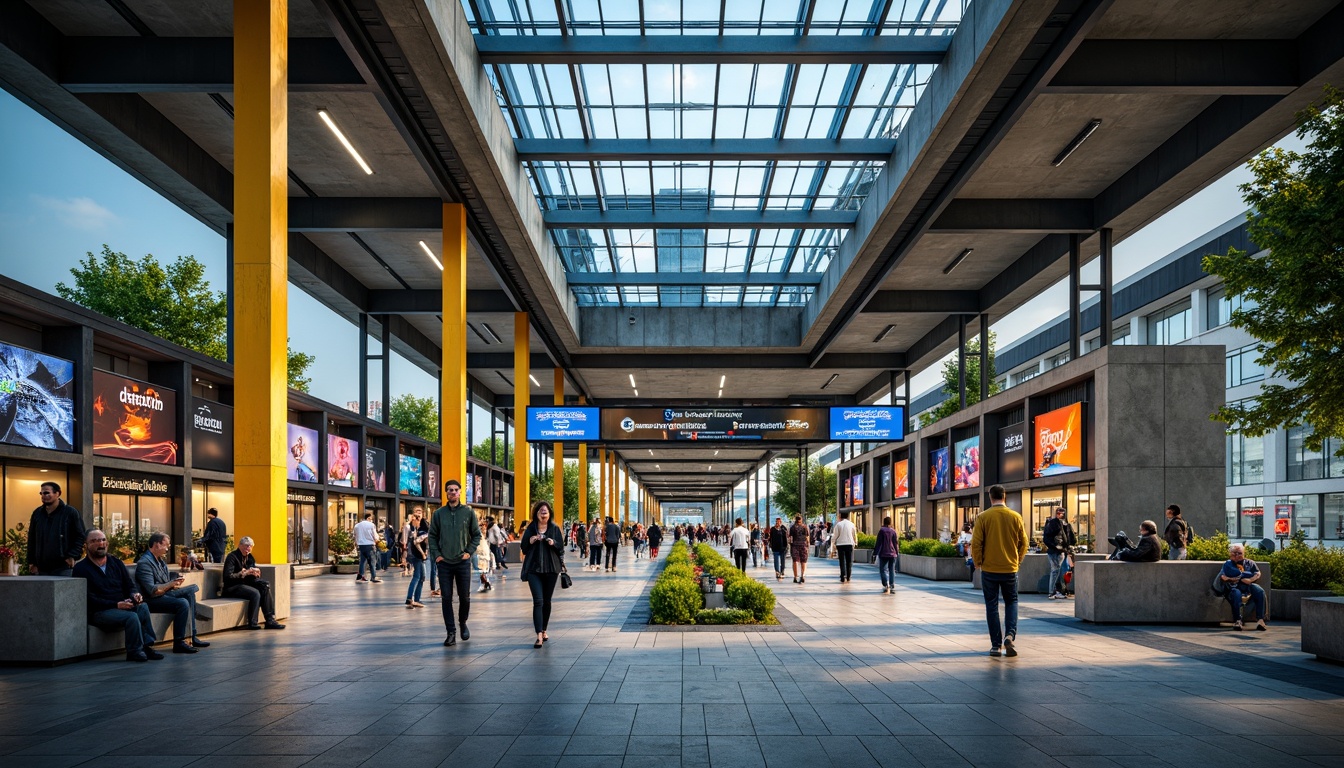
[{"left": 328, "top": 526, "right": 357, "bottom": 573}]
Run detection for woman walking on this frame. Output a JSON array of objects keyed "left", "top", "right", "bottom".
[
  {"left": 587, "top": 519, "right": 604, "bottom": 571},
  {"left": 521, "top": 500, "right": 565, "bottom": 648},
  {"left": 875, "top": 516, "right": 900, "bottom": 594},
  {"left": 404, "top": 510, "right": 427, "bottom": 608}
]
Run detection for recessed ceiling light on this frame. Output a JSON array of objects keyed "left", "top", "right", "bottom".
[
  {"left": 821, "top": 373, "right": 839, "bottom": 390},
  {"left": 873, "top": 323, "right": 896, "bottom": 343},
  {"left": 1052, "top": 118, "right": 1103, "bottom": 167},
  {"left": 943, "top": 248, "right": 973, "bottom": 275},
  {"left": 418, "top": 240, "right": 444, "bottom": 271},
  {"left": 718, "top": 389, "right": 723, "bottom": 398},
  {"left": 317, "top": 109, "right": 373, "bottom": 175},
  {"left": 629, "top": 374, "right": 637, "bottom": 388},
  {"left": 528, "top": 374, "right": 540, "bottom": 387},
  {"left": 633, "top": 389, "right": 639, "bottom": 397},
  {"left": 719, "top": 375, "right": 725, "bottom": 388}
]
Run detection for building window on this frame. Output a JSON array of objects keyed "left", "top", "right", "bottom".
[
  {"left": 1112, "top": 328, "right": 1131, "bottom": 346},
  {"left": 1228, "top": 432, "right": 1264, "bottom": 485},
  {"left": 1238, "top": 497, "right": 1264, "bottom": 540},
  {"left": 1226, "top": 498, "right": 1238, "bottom": 537},
  {"left": 1325, "top": 494, "right": 1344, "bottom": 540},
  {"left": 1276, "top": 495, "right": 1318, "bottom": 540},
  {"left": 1225, "top": 345, "right": 1266, "bottom": 388},
  {"left": 1147, "top": 300, "right": 1192, "bottom": 345},
  {"left": 1287, "top": 426, "right": 1325, "bottom": 481},
  {"left": 1047, "top": 352, "right": 1070, "bottom": 369},
  {"left": 1206, "top": 285, "right": 1258, "bottom": 331},
  {"left": 1015, "top": 368, "right": 1040, "bottom": 386}
]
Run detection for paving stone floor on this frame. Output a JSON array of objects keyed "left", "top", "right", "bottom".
[{"left": 2, "top": 544, "right": 1343, "bottom": 768}]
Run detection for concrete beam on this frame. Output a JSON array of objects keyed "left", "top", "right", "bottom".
[
  {"left": 862, "top": 290, "right": 981, "bottom": 314},
  {"left": 930, "top": 198, "right": 1095, "bottom": 233},
  {"left": 288, "top": 197, "right": 443, "bottom": 232},
  {"left": 543, "top": 209, "right": 856, "bottom": 230},
  {"left": 581, "top": 307, "right": 802, "bottom": 348},
  {"left": 567, "top": 272, "right": 822, "bottom": 287},
  {"left": 365, "top": 289, "right": 516, "bottom": 314},
  {"left": 514, "top": 138, "right": 895, "bottom": 161},
  {"left": 1046, "top": 40, "right": 1298, "bottom": 95},
  {"left": 474, "top": 34, "right": 951, "bottom": 65},
  {"left": 570, "top": 353, "right": 904, "bottom": 369},
  {"left": 467, "top": 353, "right": 556, "bottom": 370}
]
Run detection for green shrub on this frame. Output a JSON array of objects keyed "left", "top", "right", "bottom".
[
  {"left": 927, "top": 542, "right": 960, "bottom": 558},
  {"left": 1269, "top": 542, "right": 1344, "bottom": 590},
  {"left": 695, "top": 608, "right": 755, "bottom": 624},
  {"left": 650, "top": 573, "right": 701, "bottom": 624},
  {"left": 1186, "top": 531, "right": 1233, "bottom": 561},
  {"left": 663, "top": 563, "right": 697, "bottom": 582},
  {"left": 725, "top": 578, "right": 776, "bottom": 622},
  {"left": 857, "top": 533, "right": 877, "bottom": 549},
  {"left": 666, "top": 541, "right": 691, "bottom": 566},
  {"left": 900, "top": 538, "right": 932, "bottom": 556},
  {"left": 1329, "top": 581, "right": 1344, "bottom": 597}
]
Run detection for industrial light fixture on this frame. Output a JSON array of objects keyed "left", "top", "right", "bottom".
[
  {"left": 495, "top": 370, "right": 511, "bottom": 385},
  {"left": 633, "top": 389, "right": 639, "bottom": 397},
  {"left": 821, "top": 373, "right": 839, "bottom": 390},
  {"left": 528, "top": 374, "right": 540, "bottom": 387},
  {"left": 480, "top": 323, "right": 503, "bottom": 344},
  {"left": 943, "top": 247, "right": 974, "bottom": 275},
  {"left": 317, "top": 109, "right": 373, "bottom": 175},
  {"left": 466, "top": 322, "right": 490, "bottom": 345},
  {"left": 629, "top": 374, "right": 637, "bottom": 388},
  {"left": 418, "top": 240, "right": 443, "bottom": 270},
  {"left": 873, "top": 323, "right": 897, "bottom": 343},
  {"left": 718, "top": 375, "right": 726, "bottom": 388},
  {"left": 1052, "top": 119, "right": 1102, "bottom": 167},
  {"left": 717, "top": 389, "right": 723, "bottom": 398}
]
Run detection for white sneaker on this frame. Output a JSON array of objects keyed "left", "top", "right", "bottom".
[
  {"left": 478, "top": 585, "right": 489, "bottom": 593},
  {"left": 1049, "top": 592, "right": 1065, "bottom": 600}
]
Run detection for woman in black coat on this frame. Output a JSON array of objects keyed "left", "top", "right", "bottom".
[{"left": 520, "top": 500, "right": 565, "bottom": 648}]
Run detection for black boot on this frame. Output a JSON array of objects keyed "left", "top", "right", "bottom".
[
  {"left": 443, "top": 631, "right": 457, "bottom": 647},
  {"left": 460, "top": 622, "right": 470, "bottom": 640},
  {"left": 190, "top": 636, "right": 210, "bottom": 648}
]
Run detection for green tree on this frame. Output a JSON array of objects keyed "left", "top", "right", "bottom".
[
  {"left": 1202, "top": 87, "right": 1344, "bottom": 457},
  {"left": 770, "top": 458, "right": 838, "bottom": 521},
  {"left": 470, "top": 437, "right": 513, "bottom": 469},
  {"left": 56, "top": 246, "right": 317, "bottom": 390},
  {"left": 920, "top": 332, "right": 1001, "bottom": 427},
  {"left": 529, "top": 461, "right": 602, "bottom": 523},
  {"left": 387, "top": 393, "right": 438, "bottom": 442}
]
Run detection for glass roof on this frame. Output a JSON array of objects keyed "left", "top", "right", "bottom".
[{"left": 462, "top": 0, "right": 966, "bottom": 307}]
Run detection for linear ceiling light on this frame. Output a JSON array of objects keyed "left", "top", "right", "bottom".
[
  {"left": 466, "top": 322, "right": 490, "bottom": 345},
  {"left": 495, "top": 370, "right": 512, "bottom": 385},
  {"left": 317, "top": 109, "right": 373, "bottom": 175},
  {"left": 718, "top": 389, "right": 723, "bottom": 398},
  {"left": 821, "top": 373, "right": 839, "bottom": 390},
  {"left": 943, "top": 247, "right": 974, "bottom": 275},
  {"left": 418, "top": 240, "right": 443, "bottom": 270},
  {"left": 480, "top": 323, "right": 503, "bottom": 344},
  {"left": 629, "top": 374, "right": 637, "bottom": 388},
  {"left": 633, "top": 389, "right": 639, "bottom": 397},
  {"left": 719, "top": 375, "right": 726, "bottom": 388},
  {"left": 1052, "top": 119, "right": 1102, "bottom": 167},
  {"left": 873, "top": 323, "right": 897, "bottom": 343},
  {"left": 528, "top": 374, "right": 540, "bottom": 387}
]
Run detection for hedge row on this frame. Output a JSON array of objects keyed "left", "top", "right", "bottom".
[
  {"left": 649, "top": 542, "right": 701, "bottom": 624},
  {"left": 648, "top": 541, "right": 781, "bottom": 624},
  {"left": 899, "top": 538, "right": 960, "bottom": 558},
  {"left": 692, "top": 543, "right": 777, "bottom": 622}
]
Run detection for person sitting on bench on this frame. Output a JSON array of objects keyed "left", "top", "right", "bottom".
[
  {"left": 222, "top": 537, "right": 285, "bottom": 630},
  {"left": 73, "top": 530, "right": 161, "bottom": 662}
]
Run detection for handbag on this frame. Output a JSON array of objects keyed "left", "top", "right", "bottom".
[{"left": 560, "top": 564, "right": 573, "bottom": 589}]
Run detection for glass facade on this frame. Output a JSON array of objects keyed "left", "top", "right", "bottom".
[
  {"left": 1325, "top": 494, "right": 1344, "bottom": 540},
  {"left": 1225, "top": 345, "right": 1265, "bottom": 387},
  {"left": 1146, "top": 300, "right": 1191, "bottom": 345},
  {"left": 1227, "top": 432, "right": 1264, "bottom": 485},
  {"left": 1287, "top": 426, "right": 1344, "bottom": 481},
  {"left": 3, "top": 464, "right": 70, "bottom": 538},
  {"left": 191, "top": 481, "right": 234, "bottom": 553},
  {"left": 93, "top": 492, "right": 171, "bottom": 562}
]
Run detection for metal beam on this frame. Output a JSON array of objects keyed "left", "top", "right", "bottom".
[
  {"left": 1046, "top": 40, "right": 1298, "bottom": 95},
  {"left": 861, "top": 290, "right": 981, "bottom": 314},
  {"left": 566, "top": 272, "right": 822, "bottom": 287},
  {"left": 930, "top": 198, "right": 1095, "bottom": 233},
  {"left": 569, "top": 353, "right": 904, "bottom": 369},
  {"left": 288, "top": 197, "right": 443, "bottom": 231},
  {"left": 365, "top": 289, "right": 516, "bottom": 314},
  {"left": 544, "top": 209, "right": 856, "bottom": 230},
  {"left": 474, "top": 34, "right": 950, "bottom": 65},
  {"left": 59, "top": 37, "right": 366, "bottom": 93},
  {"left": 514, "top": 138, "right": 895, "bottom": 161}
]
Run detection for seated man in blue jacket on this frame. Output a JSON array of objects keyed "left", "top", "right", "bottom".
[
  {"left": 1220, "top": 543, "right": 1267, "bottom": 631},
  {"left": 136, "top": 531, "right": 208, "bottom": 654},
  {"left": 73, "top": 529, "right": 162, "bottom": 662}
]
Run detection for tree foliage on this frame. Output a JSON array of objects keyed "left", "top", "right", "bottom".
[
  {"left": 529, "top": 460, "right": 603, "bottom": 523},
  {"left": 921, "top": 332, "right": 1000, "bottom": 427},
  {"left": 387, "top": 393, "right": 438, "bottom": 442},
  {"left": 470, "top": 437, "right": 513, "bottom": 469},
  {"left": 1202, "top": 87, "right": 1344, "bottom": 456},
  {"left": 55, "top": 245, "right": 317, "bottom": 391},
  {"left": 769, "top": 458, "right": 838, "bottom": 521}
]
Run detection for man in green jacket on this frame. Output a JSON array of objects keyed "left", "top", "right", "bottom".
[
  {"left": 970, "top": 484, "right": 1028, "bottom": 658},
  {"left": 428, "top": 479, "right": 481, "bottom": 646}
]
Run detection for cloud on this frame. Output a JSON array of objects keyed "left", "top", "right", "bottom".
[{"left": 31, "top": 195, "right": 118, "bottom": 230}]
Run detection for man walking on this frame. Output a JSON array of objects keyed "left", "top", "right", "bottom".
[
  {"left": 604, "top": 516, "right": 621, "bottom": 572},
  {"left": 970, "top": 485, "right": 1027, "bottom": 658},
  {"left": 789, "top": 514, "right": 810, "bottom": 584},
  {"left": 1042, "top": 507, "right": 1076, "bottom": 599},
  {"left": 429, "top": 480, "right": 480, "bottom": 646},
  {"left": 832, "top": 510, "right": 858, "bottom": 583},
  {"left": 201, "top": 507, "right": 227, "bottom": 563},
  {"left": 354, "top": 512, "right": 381, "bottom": 583},
  {"left": 768, "top": 517, "right": 789, "bottom": 580},
  {"left": 1164, "top": 504, "right": 1191, "bottom": 560},
  {"left": 27, "top": 481, "right": 86, "bottom": 576},
  {"left": 729, "top": 518, "right": 751, "bottom": 571}
]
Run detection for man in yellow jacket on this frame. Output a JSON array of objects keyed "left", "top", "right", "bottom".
[{"left": 971, "top": 484, "right": 1028, "bottom": 658}]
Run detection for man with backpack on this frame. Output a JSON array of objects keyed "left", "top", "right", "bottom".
[
  {"left": 1042, "top": 507, "right": 1076, "bottom": 599},
  {"left": 1164, "top": 504, "right": 1192, "bottom": 560}
]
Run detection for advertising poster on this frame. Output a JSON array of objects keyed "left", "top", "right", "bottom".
[
  {"left": 465, "top": 473, "right": 474, "bottom": 503},
  {"left": 893, "top": 459, "right": 910, "bottom": 498},
  {"left": 398, "top": 454, "right": 423, "bottom": 496},
  {"left": 879, "top": 465, "right": 892, "bottom": 501},
  {"left": 829, "top": 406, "right": 906, "bottom": 441},
  {"left": 0, "top": 341, "right": 75, "bottom": 451},
  {"left": 953, "top": 436, "right": 981, "bottom": 491},
  {"left": 853, "top": 473, "right": 865, "bottom": 505},
  {"left": 191, "top": 399, "right": 233, "bottom": 472},
  {"left": 425, "top": 462, "right": 440, "bottom": 499},
  {"left": 999, "top": 423, "right": 1026, "bottom": 481},
  {"left": 474, "top": 475, "right": 482, "bottom": 504},
  {"left": 363, "top": 446, "right": 387, "bottom": 491},
  {"left": 327, "top": 434, "right": 360, "bottom": 487},
  {"left": 92, "top": 370, "right": 178, "bottom": 464},
  {"left": 929, "top": 447, "right": 950, "bottom": 494},
  {"left": 602, "top": 407, "right": 827, "bottom": 442},
  {"left": 527, "top": 406, "right": 600, "bottom": 441},
  {"left": 286, "top": 423, "right": 320, "bottom": 483},
  {"left": 1034, "top": 402, "right": 1083, "bottom": 477},
  {"left": 844, "top": 477, "right": 852, "bottom": 507}
]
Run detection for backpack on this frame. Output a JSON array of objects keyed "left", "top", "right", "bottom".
[
  {"left": 1211, "top": 569, "right": 1228, "bottom": 597},
  {"left": 1182, "top": 521, "right": 1195, "bottom": 545}
]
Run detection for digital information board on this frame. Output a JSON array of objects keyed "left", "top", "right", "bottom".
[
  {"left": 526, "top": 406, "right": 600, "bottom": 441},
  {"left": 828, "top": 406, "right": 905, "bottom": 442},
  {"left": 601, "top": 407, "right": 827, "bottom": 442}
]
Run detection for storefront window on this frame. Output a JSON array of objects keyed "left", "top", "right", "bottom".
[
  {"left": 328, "top": 494, "right": 360, "bottom": 533},
  {"left": 1325, "top": 494, "right": 1344, "bottom": 540},
  {"left": 934, "top": 500, "right": 954, "bottom": 542},
  {"left": 288, "top": 502, "right": 316, "bottom": 563},
  {"left": 4, "top": 465, "right": 69, "bottom": 537},
  {"left": 1029, "top": 489, "right": 1064, "bottom": 547},
  {"left": 1276, "top": 495, "right": 1316, "bottom": 540},
  {"left": 191, "top": 481, "right": 234, "bottom": 550},
  {"left": 895, "top": 506, "right": 916, "bottom": 538},
  {"left": 1239, "top": 498, "right": 1264, "bottom": 540},
  {"left": 1066, "top": 483, "right": 1095, "bottom": 549},
  {"left": 94, "top": 494, "right": 135, "bottom": 561}
]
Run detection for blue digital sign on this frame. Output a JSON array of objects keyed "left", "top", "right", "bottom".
[
  {"left": 527, "top": 406, "right": 600, "bottom": 441},
  {"left": 829, "top": 406, "right": 906, "bottom": 442}
]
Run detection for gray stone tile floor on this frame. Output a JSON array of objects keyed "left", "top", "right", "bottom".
[{"left": 2, "top": 543, "right": 1343, "bottom": 768}]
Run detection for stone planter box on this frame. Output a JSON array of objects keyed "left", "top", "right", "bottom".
[
  {"left": 292, "top": 563, "right": 332, "bottom": 580},
  {"left": 1301, "top": 597, "right": 1344, "bottom": 663},
  {"left": 1270, "top": 589, "right": 1333, "bottom": 622},
  {"left": 972, "top": 553, "right": 1109, "bottom": 593},
  {"left": 333, "top": 564, "right": 360, "bottom": 574},
  {"left": 0, "top": 576, "right": 89, "bottom": 663},
  {"left": 1074, "top": 560, "right": 1271, "bottom": 624},
  {"left": 854, "top": 548, "right": 874, "bottom": 564},
  {"left": 899, "top": 553, "right": 970, "bottom": 581}
]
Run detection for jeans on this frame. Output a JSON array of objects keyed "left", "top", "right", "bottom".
[
  {"left": 733, "top": 548, "right": 748, "bottom": 571},
  {"left": 836, "top": 545, "right": 854, "bottom": 581},
  {"left": 1228, "top": 582, "right": 1266, "bottom": 622},
  {"left": 772, "top": 550, "right": 786, "bottom": 573},
  {"left": 146, "top": 583, "right": 200, "bottom": 641},
  {"left": 91, "top": 603, "right": 155, "bottom": 651},
  {"left": 525, "top": 571, "right": 559, "bottom": 633},
  {"left": 406, "top": 559, "right": 425, "bottom": 602},
  {"left": 436, "top": 558, "right": 472, "bottom": 634},
  {"left": 224, "top": 580, "right": 276, "bottom": 625},
  {"left": 379, "top": 549, "right": 391, "bottom": 570},
  {"left": 604, "top": 542, "right": 618, "bottom": 569},
  {"left": 492, "top": 543, "right": 508, "bottom": 569},
  {"left": 589, "top": 544, "right": 602, "bottom": 567},
  {"left": 1169, "top": 546, "right": 1187, "bottom": 561},
  {"left": 1047, "top": 552, "right": 1066, "bottom": 595},
  {"left": 980, "top": 571, "right": 1019, "bottom": 649},
  {"left": 357, "top": 544, "right": 378, "bottom": 579},
  {"left": 750, "top": 544, "right": 760, "bottom": 567},
  {"left": 206, "top": 544, "right": 225, "bottom": 564},
  {"left": 878, "top": 555, "right": 897, "bottom": 588}
]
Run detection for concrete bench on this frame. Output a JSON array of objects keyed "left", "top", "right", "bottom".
[
  {"left": 1301, "top": 597, "right": 1344, "bottom": 663},
  {"left": 1074, "top": 560, "right": 1272, "bottom": 624},
  {"left": 292, "top": 563, "right": 330, "bottom": 580},
  {"left": 972, "top": 553, "right": 1109, "bottom": 593},
  {"left": 87, "top": 566, "right": 210, "bottom": 654}
]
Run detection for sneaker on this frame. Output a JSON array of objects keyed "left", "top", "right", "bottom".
[
  {"left": 411, "top": 601, "right": 424, "bottom": 608},
  {"left": 1003, "top": 636, "right": 1017, "bottom": 657},
  {"left": 988, "top": 647, "right": 1002, "bottom": 657},
  {"left": 1256, "top": 620, "right": 1267, "bottom": 631},
  {"left": 405, "top": 600, "right": 414, "bottom": 609},
  {"left": 371, "top": 579, "right": 383, "bottom": 583},
  {"left": 429, "top": 590, "right": 441, "bottom": 597},
  {"left": 478, "top": 585, "right": 489, "bottom": 593},
  {"left": 1049, "top": 592, "right": 1065, "bottom": 600}
]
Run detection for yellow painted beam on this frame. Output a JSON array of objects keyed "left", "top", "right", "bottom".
[
  {"left": 232, "top": 0, "right": 287, "bottom": 564},
  {"left": 578, "top": 396, "right": 587, "bottom": 524},
  {"left": 441, "top": 204, "right": 467, "bottom": 499},
  {"left": 623, "top": 460, "right": 630, "bottom": 527},
  {"left": 514, "top": 312, "right": 530, "bottom": 522},
  {"left": 553, "top": 368, "right": 564, "bottom": 525},
  {"left": 598, "top": 447, "right": 607, "bottom": 521}
]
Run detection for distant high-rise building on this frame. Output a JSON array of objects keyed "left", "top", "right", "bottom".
[{"left": 344, "top": 400, "right": 382, "bottom": 421}]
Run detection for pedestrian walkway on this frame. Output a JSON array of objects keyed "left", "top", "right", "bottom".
[{"left": 1, "top": 547, "right": 1342, "bottom": 768}]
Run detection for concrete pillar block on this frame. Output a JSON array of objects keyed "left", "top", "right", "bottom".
[{"left": 0, "top": 577, "right": 88, "bottom": 663}]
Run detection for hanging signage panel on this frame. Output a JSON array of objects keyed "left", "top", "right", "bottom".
[
  {"left": 327, "top": 434, "right": 360, "bottom": 488},
  {"left": 601, "top": 407, "right": 827, "bottom": 442},
  {"left": 92, "top": 370, "right": 178, "bottom": 465},
  {"left": 190, "top": 399, "right": 232, "bottom": 472},
  {"left": 526, "top": 407, "right": 600, "bottom": 441},
  {"left": 998, "top": 423, "right": 1026, "bottom": 481},
  {"left": 953, "top": 436, "right": 981, "bottom": 491},
  {"left": 829, "top": 406, "right": 905, "bottom": 442},
  {"left": 1033, "top": 402, "right": 1084, "bottom": 478}
]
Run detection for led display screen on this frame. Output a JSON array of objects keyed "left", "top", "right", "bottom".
[
  {"left": 829, "top": 406, "right": 905, "bottom": 442},
  {"left": 398, "top": 454, "right": 423, "bottom": 496},
  {"left": 92, "top": 370, "right": 177, "bottom": 464},
  {"left": 286, "top": 423, "right": 319, "bottom": 483},
  {"left": 0, "top": 341, "right": 75, "bottom": 451},
  {"left": 602, "top": 407, "right": 827, "bottom": 441},
  {"left": 929, "top": 447, "right": 950, "bottom": 494},
  {"left": 953, "top": 436, "right": 981, "bottom": 491},
  {"left": 364, "top": 446, "right": 387, "bottom": 491},
  {"left": 893, "top": 459, "right": 910, "bottom": 499},
  {"left": 527, "top": 407, "right": 600, "bottom": 441},
  {"left": 327, "top": 435, "right": 360, "bottom": 488},
  {"left": 1034, "top": 402, "right": 1083, "bottom": 477},
  {"left": 191, "top": 399, "right": 232, "bottom": 472}
]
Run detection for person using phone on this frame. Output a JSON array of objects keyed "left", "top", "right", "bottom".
[
  {"left": 222, "top": 537, "right": 285, "bottom": 630},
  {"left": 136, "top": 531, "right": 208, "bottom": 653},
  {"left": 73, "top": 529, "right": 162, "bottom": 662}
]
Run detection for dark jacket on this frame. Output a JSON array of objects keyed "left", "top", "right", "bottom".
[
  {"left": 604, "top": 522, "right": 621, "bottom": 546},
  {"left": 520, "top": 522, "right": 564, "bottom": 576},
  {"left": 875, "top": 526, "right": 900, "bottom": 558},
  {"left": 769, "top": 525, "right": 790, "bottom": 552},
  {"left": 1042, "top": 517, "right": 1076, "bottom": 553},
  {"left": 202, "top": 516, "right": 226, "bottom": 547},
  {"left": 788, "top": 523, "right": 809, "bottom": 548},
  {"left": 1163, "top": 517, "right": 1190, "bottom": 547},
  {"left": 1118, "top": 533, "right": 1162, "bottom": 562},
  {"left": 222, "top": 549, "right": 263, "bottom": 590},
  {"left": 72, "top": 556, "right": 138, "bottom": 615},
  {"left": 647, "top": 525, "right": 662, "bottom": 547},
  {"left": 574, "top": 524, "right": 587, "bottom": 547},
  {"left": 27, "top": 501, "right": 86, "bottom": 572},
  {"left": 428, "top": 503, "right": 481, "bottom": 563}
]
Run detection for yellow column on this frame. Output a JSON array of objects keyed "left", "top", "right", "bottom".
[
  {"left": 598, "top": 447, "right": 607, "bottom": 521},
  {"left": 441, "top": 204, "right": 467, "bottom": 497},
  {"left": 233, "top": 0, "right": 287, "bottom": 564},
  {"left": 553, "top": 368, "right": 564, "bottom": 524},
  {"left": 514, "top": 312, "right": 530, "bottom": 522},
  {"left": 623, "top": 459, "right": 630, "bottom": 526},
  {"left": 578, "top": 396, "right": 588, "bottom": 524}
]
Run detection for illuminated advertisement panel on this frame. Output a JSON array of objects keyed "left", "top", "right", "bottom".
[
  {"left": 829, "top": 406, "right": 905, "bottom": 442},
  {"left": 602, "top": 407, "right": 826, "bottom": 441},
  {"left": 399, "top": 454, "right": 423, "bottom": 496},
  {"left": 0, "top": 341, "right": 75, "bottom": 451},
  {"left": 893, "top": 459, "right": 910, "bottom": 499},
  {"left": 953, "top": 436, "right": 981, "bottom": 491},
  {"left": 286, "top": 423, "right": 319, "bottom": 483},
  {"left": 527, "top": 407, "right": 600, "bottom": 441},
  {"left": 92, "top": 370, "right": 177, "bottom": 464},
  {"left": 364, "top": 446, "right": 387, "bottom": 491},
  {"left": 327, "top": 435, "right": 360, "bottom": 488},
  {"left": 929, "top": 447, "right": 950, "bottom": 494},
  {"left": 1034, "top": 402, "right": 1084, "bottom": 477}
]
